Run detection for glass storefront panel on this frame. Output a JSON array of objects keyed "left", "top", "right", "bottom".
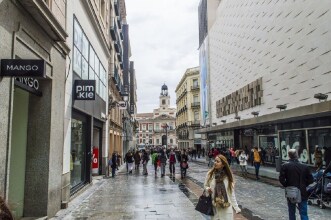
[
  {"left": 308, "top": 128, "right": 331, "bottom": 166},
  {"left": 259, "top": 136, "right": 278, "bottom": 164},
  {"left": 71, "top": 118, "right": 87, "bottom": 188},
  {"left": 279, "top": 130, "right": 308, "bottom": 164}
]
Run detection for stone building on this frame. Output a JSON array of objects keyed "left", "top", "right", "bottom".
[
  {"left": 0, "top": 0, "right": 68, "bottom": 218},
  {"left": 198, "top": 0, "right": 331, "bottom": 167},
  {"left": 136, "top": 84, "right": 177, "bottom": 148},
  {"left": 0, "top": 0, "right": 136, "bottom": 218},
  {"left": 175, "top": 67, "right": 202, "bottom": 150}
]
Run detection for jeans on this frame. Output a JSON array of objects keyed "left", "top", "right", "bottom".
[
  {"left": 169, "top": 162, "right": 175, "bottom": 174},
  {"left": 161, "top": 163, "right": 166, "bottom": 176},
  {"left": 288, "top": 199, "right": 308, "bottom": 220},
  {"left": 143, "top": 163, "right": 147, "bottom": 174},
  {"left": 254, "top": 162, "right": 260, "bottom": 179},
  {"left": 111, "top": 167, "right": 116, "bottom": 177}
]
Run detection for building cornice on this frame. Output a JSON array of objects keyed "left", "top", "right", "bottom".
[{"left": 197, "top": 100, "right": 331, "bottom": 134}]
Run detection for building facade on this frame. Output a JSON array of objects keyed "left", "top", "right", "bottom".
[
  {"left": 136, "top": 84, "right": 177, "bottom": 148},
  {"left": 0, "top": 0, "right": 137, "bottom": 218},
  {"left": 0, "top": 0, "right": 68, "bottom": 218},
  {"left": 198, "top": 0, "right": 331, "bottom": 167},
  {"left": 175, "top": 67, "right": 202, "bottom": 150}
]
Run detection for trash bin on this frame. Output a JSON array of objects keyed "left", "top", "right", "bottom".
[{"left": 275, "top": 156, "right": 281, "bottom": 172}]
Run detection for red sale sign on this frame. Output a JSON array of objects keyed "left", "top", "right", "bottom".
[{"left": 92, "top": 147, "right": 99, "bottom": 169}]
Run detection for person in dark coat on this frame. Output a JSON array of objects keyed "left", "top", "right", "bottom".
[
  {"left": 323, "top": 147, "right": 331, "bottom": 173},
  {"left": 180, "top": 149, "right": 189, "bottom": 179},
  {"left": 279, "top": 149, "right": 314, "bottom": 220},
  {"left": 110, "top": 152, "right": 117, "bottom": 177}
]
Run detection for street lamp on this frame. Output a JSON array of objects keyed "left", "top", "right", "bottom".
[{"left": 314, "top": 93, "right": 328, "bottom": 102}]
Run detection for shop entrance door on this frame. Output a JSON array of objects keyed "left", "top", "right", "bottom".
[{"left": 8, "top": 88, "right": 29, "bottom": 218}]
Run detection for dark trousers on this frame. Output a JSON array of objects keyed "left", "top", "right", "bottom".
[
  {"left": 111, "top": 167, "right": 116, "bottom": 177},
  {"left": 169, "top": 162, "right": 175, "bottom": 174},
  {"left": 254, "top": 162, "right": 261, "bottom": 179}
]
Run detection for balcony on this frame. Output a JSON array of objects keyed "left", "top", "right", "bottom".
[
  {"left": 112, "top": 66, "right": 120, "bottom": 86},
  {"left": 191, "top": 102, "right": 200, "bottom": 108},
  {"left": 191, "top": 84, "right": 200, "bottom": 91},
  {"left": 191, "top": 120, "right": 201, "bottom": 127}
]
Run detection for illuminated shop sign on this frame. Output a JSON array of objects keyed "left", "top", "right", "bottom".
[
  {"left": 1, "top": 59, "right": 46, "bottom": 78},
  {"left": 74, "top": 80, "right": 96, "bottom": 100}
]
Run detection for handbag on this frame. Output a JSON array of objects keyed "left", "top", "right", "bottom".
[
  {"left": 285, "top": 186, "right": 301, "bottom": 204},
  {"left": 195, "top": 190, "right": 214, "bottom": 216}
]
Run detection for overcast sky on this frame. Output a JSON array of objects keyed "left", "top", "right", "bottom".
[{"left": 125, "top": 0, "right": 200, "bottom": 113}]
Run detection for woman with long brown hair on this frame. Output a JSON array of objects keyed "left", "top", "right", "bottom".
[{"left": 204, "top": 154, "right": 241, "bottom": 220}]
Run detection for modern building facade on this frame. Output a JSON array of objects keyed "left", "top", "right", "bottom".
[
  {"left": 198, "top": 0, "right": 331, "bottom": 167},
  {"left": 175, "top": 67, "right": 202, "bottom": 150},
  {"left": 136, "top": 84, "right": 177, "bottom": 148}
]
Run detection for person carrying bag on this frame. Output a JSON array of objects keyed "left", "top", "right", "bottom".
[{"left": 203, "top": 154, "right": 241, "bottom": 220}]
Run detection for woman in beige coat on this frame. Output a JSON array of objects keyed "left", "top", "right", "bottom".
[{"left": 204, "top": 154, "right": 241, "bottom": 220}]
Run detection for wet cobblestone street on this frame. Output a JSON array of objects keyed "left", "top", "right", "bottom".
[{"left": 52, "top": 159, "right": 331, "bottom": 220}]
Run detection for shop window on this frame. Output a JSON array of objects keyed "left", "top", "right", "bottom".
[
  {"left": 71, "top": 118, "right": 87, "bottom": 189},
  {"left": 279, "top": 130, "right": 307, "bottom": 163},
  {"left": 308, "top": 128, "right": 331, "bottom": 166},
  {"left": 259, "top": 136, "right": 278, "bottom": 164},
  {"left": 73, "top": 18, "right": 107, "bottom": 101}
]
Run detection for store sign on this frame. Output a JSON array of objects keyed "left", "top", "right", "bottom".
[
  {"left": 92, "top": 147, "right": 99, "bottom": 175},
  {"left": 14, "top": 77, "right": 42, "bottom": 96},
  {"left": 118, "top": 101, "right": 127, "bottom": 109},
  {"left": 1, "top": 59, "right": 46, "bottom": 78},
  {"left": 74, "top": 80, "right": 95, "bottom": 100}
]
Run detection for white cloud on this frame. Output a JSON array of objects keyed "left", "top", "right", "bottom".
[{"left": 126, "top": 0, "right": 200, "bottom": 113}]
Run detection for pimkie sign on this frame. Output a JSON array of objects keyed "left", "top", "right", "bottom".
[
  {"left": 1, "top": 59, "right": 46, "bottom": 78},
  {"left": 74, "top": 80, "right": 96, "bottom": 100}
]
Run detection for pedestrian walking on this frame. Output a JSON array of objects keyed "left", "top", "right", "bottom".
[
  {"left": 159, "top": 147, "right": 167, "bottom": 177},
  {"left": 110, "top": 152, "right": 117, "bottom": 177},
  {"left": 0, "top": 195, "right": 13, "bottom": 220},
  {"left": 238, "top": 150, "right": 248, "bottom": 177},
  {"left": 142, "top": 149, "right": 149, "bottom": 175},
  {"left": 314, "top": 146, "right": 323, "bottom": 171},
  {"left": 168, "top": 148, "right": 176, "bottom": 175},
  {"left": 253, "top": 147, "right": 263, "bottom": 180},
  {"left": 279, "top": 149, "right": 314, "bottom": 220},
  {"left": 208, "top": 149, "right": 214, "bottom": 167},
  {"left": 124, "top": 150, "right": 134, "bottom": 174},
  {"left": 151, "top": 150, "right": 159, "bottom": 177},
  {"left": 180, "top": 149, "right": 189, "bottom": 179},
  {"left": 204, "top": 154, "right": 241, "bottom": 219},
  {"left": 134, "top": 150, "right": 141, "bottom": 170}
]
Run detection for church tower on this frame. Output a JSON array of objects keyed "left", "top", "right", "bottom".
[{"left": 160, "top": 83, "right": 170, "bottom": 108}]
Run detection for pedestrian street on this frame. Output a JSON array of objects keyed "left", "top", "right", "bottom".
[
  {"left": 188, "top": 159, "right": 331, "bottom": 220},
  {"left": 52, "top": 160, "right": 331, "bottom": 220}
]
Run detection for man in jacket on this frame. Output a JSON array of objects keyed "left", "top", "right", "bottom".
[{"left": 279, "top": 149, "right": 314, "bottom": 220}]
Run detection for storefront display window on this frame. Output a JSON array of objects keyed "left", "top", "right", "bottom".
[
  {"left": 259, "top": 136, "right": 278, "bottom": 164},
  {"left": 308, "top": 128, "right": 331, "bottom": 165},
  {"left": 279, "top": 130, "right": 308, "bottom": 163},
  {"left": 70, "top": 118, "right": 87, "bottom": 189}
]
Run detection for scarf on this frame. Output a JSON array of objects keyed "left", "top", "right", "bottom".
[{"left": 213, "top": 169, "right": 230, "bottom": 208}]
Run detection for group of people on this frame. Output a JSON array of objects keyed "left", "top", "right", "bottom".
[
  {"left": 207, "top": 146, "right": 264, "bottom": 180},
  {"left": 107, "top": 145, "right": 329, "bottom": 220}
]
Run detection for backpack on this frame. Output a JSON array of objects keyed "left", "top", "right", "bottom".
[{"left": 169, "top": 154, "right": 176, "bottom": 163}]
